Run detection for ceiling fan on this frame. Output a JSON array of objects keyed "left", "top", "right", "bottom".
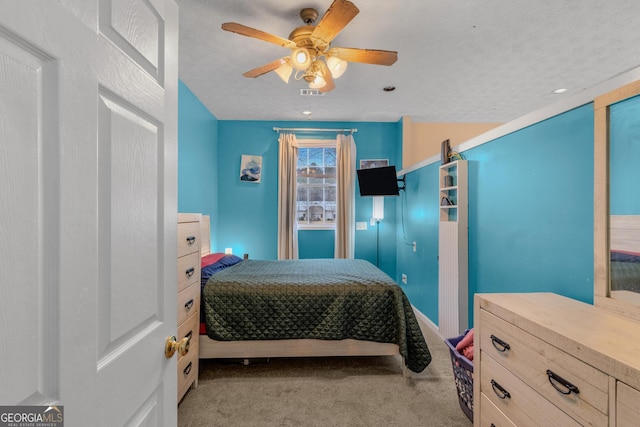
[{"left": 221, "top": 0, "right": 398, "bottom": 93}]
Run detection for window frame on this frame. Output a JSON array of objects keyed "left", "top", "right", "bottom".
[{"left": 296, "top": 138, "right": 337, "bottom": 231}]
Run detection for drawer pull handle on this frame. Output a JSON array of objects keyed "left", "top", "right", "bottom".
[
  {"left": 490, "top": 424, "right": 496, "bottom": 427},
  {"left": 546, "top": 370, "right": 580, "bottom": 395},
  {"left": 491, "top": 379, "right": 511, "bottom": 400},
  {"left": 185, "top": 267, "right": 195, "bottom": 278},
  {"left": 184, "top": 299, "right": 194, "bottom": 310},
  {"left": 186, "top": 236, "right": 196, "bottom": 245},
  {"left": 490, "top": 335, "right": 511, "bottom": 352},
  {"left": 183, "top": 361, "right": 192, "bottom": 376}
]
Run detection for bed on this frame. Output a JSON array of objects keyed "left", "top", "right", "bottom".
[
  {"left": 611, "top": 250, "right": 640, "bottom": 293},
  {"left": 197, "top": 216, "right": 432, "bottom": 374},
  {"left": 610, "top": 215, "right": 640, "bottom": 298}
]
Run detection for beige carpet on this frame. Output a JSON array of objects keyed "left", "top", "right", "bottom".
[{"left": 178, "top": 321, "right": 472, "bottom": 427}]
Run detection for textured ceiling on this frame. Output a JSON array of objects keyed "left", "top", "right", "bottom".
[{"left": 177, "top": 0, "right": 640, "bottom": 123}]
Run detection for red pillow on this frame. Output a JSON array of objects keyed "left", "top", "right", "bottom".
[
  {"left": 201, "top": 253, "right": 226, "bottom": 268},
  {"left": 612, "top": 249, "right": 640, "bottom": 257}
]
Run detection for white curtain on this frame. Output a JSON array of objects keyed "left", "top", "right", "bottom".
[
  {"left": 334, "top": 133, "right": 357, "bottom": 258},
  {"left": 277, "top": 132, "right": 299, "bottom": 259}
]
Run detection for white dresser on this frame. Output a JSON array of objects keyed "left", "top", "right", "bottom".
[
  {"left": 474, "top": 293, "right": 640, "bottom": 426},
  {"left": 177, "top": 213, "right": 201, "bottom": 402}
]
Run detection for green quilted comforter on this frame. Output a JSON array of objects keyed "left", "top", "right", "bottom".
[{"left": 203, "top": 258, "right": 432, "bottom": 372}]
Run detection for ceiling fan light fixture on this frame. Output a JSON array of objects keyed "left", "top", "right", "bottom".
[
  {"left": 223, "top": 1, "right": 397, "bottom": 94},
  {"left": 274, "top": 59, "right": 293, "bottom": 83},
  {"left": 309, "top": 74, "right": 326, "bottom": 89},
  {"left": 291, "top": 47, "right": 312, "bottom": 70},
  {"left": 326, "top": 56, "right": 347, "bottom": 78}
]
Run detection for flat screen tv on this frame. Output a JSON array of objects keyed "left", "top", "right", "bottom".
[{"left": 357, "top": 165, "right": 400, "bottom": 196}]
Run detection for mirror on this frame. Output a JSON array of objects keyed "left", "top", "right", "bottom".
[{"left": 594, "top": 81, "right": 640, "bottom": 321}]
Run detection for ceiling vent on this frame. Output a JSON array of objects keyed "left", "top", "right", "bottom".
[{"left": 300, "top": 89, "right": 325, "bottom": 96}]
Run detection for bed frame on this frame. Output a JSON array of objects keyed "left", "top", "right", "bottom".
[
  {"left": 610, "top": 215, "right": 640, "bottom": 253},
  {"left": 197, "top": 215, "right": 408, "bottom": 375}
]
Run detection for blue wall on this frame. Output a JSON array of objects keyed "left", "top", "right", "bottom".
[
  {"left": 395, "top": 163, "right": 441, "bottom": 322},
  {"left": 610, "top": 94, "right": 640, "bottom": 214},
  {"left": 216, "top": 120, "right": 401, "bottom": 277},
  {"left": 299, "top": 230, "right": 334, "bottom": 259},
  {"left": 177, "top": 80, "right": 219, "bottom": 248},
  {"left": 178, "top": 79, "right": 599, "bottom": 330},
  {"left": 397, "top": 104, "right": 595, "bottom": 326}
]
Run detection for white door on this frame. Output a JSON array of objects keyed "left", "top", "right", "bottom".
[{"left": 0, "top": 1, "right": 179, "bottom": 425}]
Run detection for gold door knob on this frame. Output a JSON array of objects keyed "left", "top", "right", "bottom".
[{"left": 165, "top": 335, "right": 189, "bottom": 358}]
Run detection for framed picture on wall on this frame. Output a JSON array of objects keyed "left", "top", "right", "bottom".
[
  {"left": 359, "top": 159, "right": 388, "bottom": 169},
  {"left": 240, "top": 154, "right": 262, "bottom": 183}
]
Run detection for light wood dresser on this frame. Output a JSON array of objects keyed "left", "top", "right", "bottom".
[
  {"left": 474, "top": 293, "right": 640, "bottom": 426},
  {"left": 177, "top": 213, "right": 201, "bottom": 402}
]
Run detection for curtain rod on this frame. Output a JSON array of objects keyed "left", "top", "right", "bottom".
[{"left": 273, "top": 127, "right": 357, "bottom": 133}]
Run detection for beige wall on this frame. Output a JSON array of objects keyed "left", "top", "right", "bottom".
[{"left": 402, "top": 116, "right": 502, "bottom": 168}]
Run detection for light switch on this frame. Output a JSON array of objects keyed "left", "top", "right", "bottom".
[{"left": 356, "top": 221, "right": 367, "bottom": 230}]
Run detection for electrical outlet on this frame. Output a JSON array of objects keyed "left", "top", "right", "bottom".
[
  {"left": 412, "top": 241, "right": 417, "bottom": 252},
  {"left": 401, "top": 273, "right": 407, "bottom": 284}
]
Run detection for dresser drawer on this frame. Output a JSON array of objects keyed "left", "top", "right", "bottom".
[
  {"left": 617, "top": 381, "right": 640, "bottom": 426},
  {"left": 481, "top": 353, "right": 581, "bottom": 427},
  {"left": 177, "top": 251, "right": 200, "bottom": 293},
  {"left": 479, "top": 393, "right": 516, "bottom": 427},
  {"left": 177, "top": 341, "right": 198, "bottom": 400},
  {"left": 177, "top": 221, "right": 200, "bottom": 258},
  {"left": 479, "top": 309, "right": 608, "bottom": 425},
  {"left": 177, "top": 311, "right": 199, "bottom": 394},
  {"left": 178, "top": 282, "right": 199, "bottom": 326},
  {"left": 178, "top": 310, "right": 199, "bottom": 358}
]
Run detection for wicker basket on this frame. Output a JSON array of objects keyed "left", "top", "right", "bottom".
[{"left": 444, "top": 332, "right": 474, "bottom": 422}]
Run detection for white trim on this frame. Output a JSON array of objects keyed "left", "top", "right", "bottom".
[
  {"left": 296, "top": 138, "right": 336, "bottom": 147},
  {"left": 298, "top": 223, "right": 336, "bottom": 231},
  {"left": 398, "top": 65, "right": 640, "bottom": 176},
  {"left": 412, "top": 305, "right": 443, "bottom": 340}
]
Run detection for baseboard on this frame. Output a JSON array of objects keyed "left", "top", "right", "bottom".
[{"left": 412, "top": 305, "right": 443, "bottom": 340}]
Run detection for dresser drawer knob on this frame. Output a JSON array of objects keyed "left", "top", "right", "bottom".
[
  {"left": 491, "top": 379, "right": 511, "bottom": 399},
  {"left": 184, "top": 299, "right": 194, "bottom": 310},
  {"left": 546, "top": 369, "right": 580, "bottom": 395},
  {"left": 183, "top": 361, "right": 192, "bottom": 376},
  {"left": 490, "top": 334, "right": 511, "bottom": 352},
  {"left": 186, "top": 236, "right": 196, "bottom": 245},
  {"left": 185, "top": 267, "right": 195, "bottom": 278}
]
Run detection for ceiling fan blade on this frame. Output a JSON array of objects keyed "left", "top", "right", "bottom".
[
  {"left": 222, "top": 22, "right": 297, "bottom": 49},
  {"left": 311, "top": 0, "right": 359, "bottom": 45},
  {"left": 243, "top": 57, "right": 288, "bottom": 78},
  {"left": 329, "top": 47, "right": 398, "bottom": 66}
]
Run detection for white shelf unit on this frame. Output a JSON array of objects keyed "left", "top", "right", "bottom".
[{"left": 438, "top": 160, "right": 468, "bottom": 338}]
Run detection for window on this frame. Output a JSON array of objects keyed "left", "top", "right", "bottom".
[{"left": 296, "top": 142, "right": 336, "bottom": 229}]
